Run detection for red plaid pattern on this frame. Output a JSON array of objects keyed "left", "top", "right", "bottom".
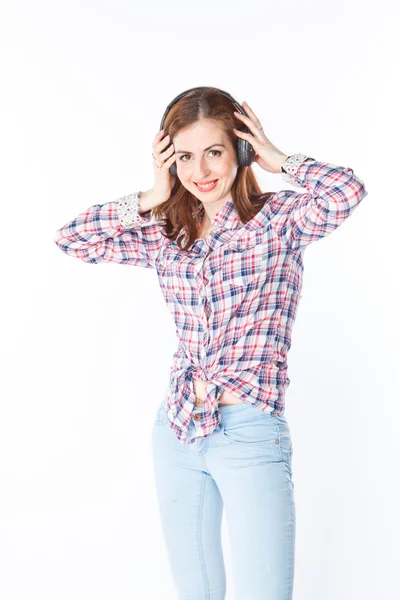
[{"left": 54, "top": 155, "right": 368, "bottom": 445}]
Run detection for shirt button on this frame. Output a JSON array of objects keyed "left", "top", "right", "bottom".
[{"left": 275, "top": 439, "right": 280, "bottom": 444}]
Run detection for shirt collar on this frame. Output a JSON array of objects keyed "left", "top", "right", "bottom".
[
  {"left": 179, "top": 195, "right": 272, "bottom": 251},
  {"left": 210, "top": 198, "right": 241, "bottom": 231},
  {"left": 178, "top": 198, "right": 240, "bottom": 250}
]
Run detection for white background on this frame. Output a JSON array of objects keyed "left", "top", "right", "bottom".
[{"left": 0, "top": 1, "right": 399, "bottom": 598}]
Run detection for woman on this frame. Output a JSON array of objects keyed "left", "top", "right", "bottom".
[{"left": 54, "top": 87, "right": 368, "bottom": 599}]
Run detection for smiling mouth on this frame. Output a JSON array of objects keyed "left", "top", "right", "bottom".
[{"left": 194, "top": 179, "right": 219, "bottom": 189}]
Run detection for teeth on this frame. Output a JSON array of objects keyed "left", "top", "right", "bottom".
[{"left": 197, "top": 180, "right": 217, "bottom": 189}]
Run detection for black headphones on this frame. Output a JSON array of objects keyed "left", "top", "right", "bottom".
[{"left": 159, "top": 86, "right": 256, "bottom": 177}]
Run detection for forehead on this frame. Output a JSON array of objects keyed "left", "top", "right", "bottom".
[{"left": 174, "top": 119, "right": 226, "bottom": 147}]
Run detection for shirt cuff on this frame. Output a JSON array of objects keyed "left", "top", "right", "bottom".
[
  {"left": 281, "top": 153, "right": 315, "bottom": 187},
  {"left": 116, "top": 191, "right": 153, "bottom": 228}
]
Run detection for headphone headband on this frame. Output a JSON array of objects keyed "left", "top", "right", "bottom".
[{"left": 160, "top": 86, "right": 247, "bottom": 130}]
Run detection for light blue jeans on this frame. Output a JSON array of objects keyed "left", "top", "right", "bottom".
[{"left": 151, "top": 388, "right": 295, "bottom": 600}]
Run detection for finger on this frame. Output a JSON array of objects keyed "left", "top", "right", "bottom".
[
  {"left": 153, "top": 144, "right": 174, "bottom": 168},
  {"left": 152, "top": 129, "right": 165, "bottom": 148},
  {"left": 165, "top": 153, "right": 176, "bottom": 166},
  {"left": 155, "top": 151, "right": 176, "bottom": 171},
  {"left": 233, "top": 115, "right": 264, "bottom": 143},
  {"left": 234, "top": 109, "right": 263, "bottom": 136},
  {"left": 155, "top": 134, "right": 171, "bottom": 152},
  {"left": 153, "top": 130, "right": 168, "bottom": 149},
  {"left": 242, "top": 101, "right": 258, "bottom": 121},
  {"left": 159, "top": 143, "right": 175, "bottom": 159},
  {"left": 232, "top": 128, "right": 260, "bottom": 148},
  {"left": 243, "top": 102, "right": 264, "bottom": 131},
  {"left": 234, "top": 110, "right": 261, "bottom": 130}
]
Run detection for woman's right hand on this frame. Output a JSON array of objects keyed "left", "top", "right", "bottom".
[{"left": 150, "top": 129, "right": 177, "bottom": 204}]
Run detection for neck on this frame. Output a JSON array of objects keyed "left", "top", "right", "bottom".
[{"left": 200, "top": 196, "right": 232, "bottom": 228}]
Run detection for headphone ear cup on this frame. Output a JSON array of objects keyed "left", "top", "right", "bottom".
[
  {"left": 237, "top": 137, "right": 255, "bottom": 168},
  {"left": 169, "top": 161, "right": 177, "bottom": 177}
]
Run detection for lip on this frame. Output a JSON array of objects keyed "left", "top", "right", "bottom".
[{"left": 194, "top": 179, "right": 219, "bottom": 192}]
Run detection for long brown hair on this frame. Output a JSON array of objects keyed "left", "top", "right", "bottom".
[{"left": 151, "top": 88, "right": 273, "bottom": 252}]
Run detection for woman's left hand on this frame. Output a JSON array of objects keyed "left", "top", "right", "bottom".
[{"left": 233, "top": 101, "right": 289, "bottom": 174}]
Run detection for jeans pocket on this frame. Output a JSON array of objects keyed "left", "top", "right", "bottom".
[
  {"left": 154, "top": 404, "right": 168, "bottom": 425},
  {"left": 222, "top": 412, "right": 281, "bottom": 448},
  {"left": 154, "top": 390, "right": 169, "bottom": 426}
]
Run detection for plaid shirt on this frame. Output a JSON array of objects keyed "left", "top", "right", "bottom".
[{"left": 54, "top": 154, "right": 368, "bottom": 445}]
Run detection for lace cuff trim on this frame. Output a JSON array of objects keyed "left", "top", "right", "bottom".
[
  {"left": 116, "top": 192, "right": 151, "bottom": 228},
  {"left": 281, "top": 153, "right": 314, "bottom": 186}
]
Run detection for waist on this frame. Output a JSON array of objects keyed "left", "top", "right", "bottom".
[{"left": 194, "top": 379, "right": 244, "bottom": 407}]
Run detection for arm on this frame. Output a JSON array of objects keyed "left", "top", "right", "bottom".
[
  {"left": 269, "top": 154, "right": 368, "bottom": 251},
  {"left": 53, "top": 191, "right": 165, "bottom": 269}
]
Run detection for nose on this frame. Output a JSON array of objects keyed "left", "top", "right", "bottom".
[{"left": 193, "top": 155, "right": 211, "bottom": 181}]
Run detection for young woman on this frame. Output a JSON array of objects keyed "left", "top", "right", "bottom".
[{"left": 54, "top": 87, "right": 368, "bottom": 600}]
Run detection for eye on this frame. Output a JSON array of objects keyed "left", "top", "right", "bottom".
[{"left": 179, "top": 149, "right": 222, "bottom": 162}]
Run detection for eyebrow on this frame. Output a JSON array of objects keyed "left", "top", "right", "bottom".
[{"left": 175, "top": 143, "right": 226, "bottom": 155}]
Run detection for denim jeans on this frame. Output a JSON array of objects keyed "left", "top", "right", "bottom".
[{"left": 151, "top": 388, "right": 295, "bottom": 600}]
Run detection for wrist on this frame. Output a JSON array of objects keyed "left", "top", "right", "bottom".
[
  {"left": 276, "top": 154, "right": 289, "bottom": 173},
  {"left": 139, "top": 189, "right": 157, "bottom": 213},
  {"left": 140, "top": 188, "right": 169, "bottom": 213}
]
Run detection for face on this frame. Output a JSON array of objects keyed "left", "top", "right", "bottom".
[{"left": 173, "top": 118, "right": 238, "bottom": 210}]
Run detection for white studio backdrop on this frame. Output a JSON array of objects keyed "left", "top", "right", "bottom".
[{"left": 0, "top": 1, "right": 399, "bottom": 599}]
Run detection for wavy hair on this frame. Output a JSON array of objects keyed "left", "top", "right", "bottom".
[{"left": 151, "top": 88, "right": 274, "bottom": 252}]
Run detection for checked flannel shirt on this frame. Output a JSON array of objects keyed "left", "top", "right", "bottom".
[{"left": 54, "top": 153, "right": 368, "bottom": 445}]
